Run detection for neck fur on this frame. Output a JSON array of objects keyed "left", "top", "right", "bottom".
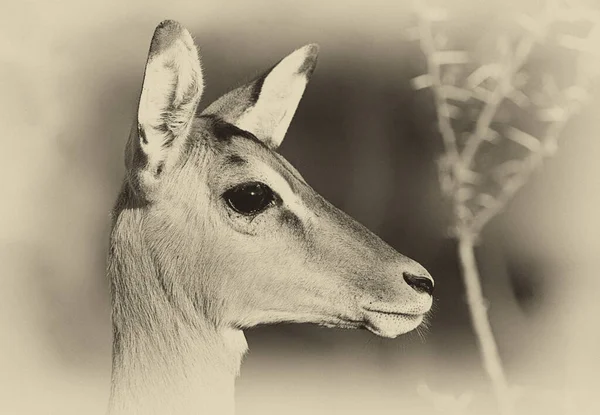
[{"left": 108, "top": 204, "right": 247, "bottom": 415}]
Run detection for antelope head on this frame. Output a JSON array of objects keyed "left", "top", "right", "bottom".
[{"left": 113, "top": 20, "right": 434, "bottom": 345}]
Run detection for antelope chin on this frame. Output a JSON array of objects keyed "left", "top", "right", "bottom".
[{"left": 362, "top": 309, "right": 425, "bottom": 338}]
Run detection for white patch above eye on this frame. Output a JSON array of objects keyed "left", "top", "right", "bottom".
[{"left": 250, "top": 160, "right": 310, "bottom": 220}]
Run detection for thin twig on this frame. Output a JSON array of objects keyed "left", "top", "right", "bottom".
[
  {"left": 470, "top": 10, "right": 598, "bottom": 234},
  {"left": 470, "top": 110, "right": 571, "bottom": 235},
  {"left": 415, "top": 4, "right": 460, "bottom": 164},
  {"left": 457, "top": 232, "right": 514, "bottom": 415},
  {"left": 411, "top": 2, "right": 599, "bottom": 414},
  {"left": 414, "top": 2, "right": 465, "bottom": 230},
  {"left": 461, "top": 1, "right": 558, "bottom": 169}
]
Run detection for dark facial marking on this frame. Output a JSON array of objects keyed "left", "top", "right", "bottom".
[
  {"left": 225, "top": 154, "right": 247, "bottom": 166},
  {"left": 297, "top": 54, "right": 317, "bottom": 78},
  {"left": 198, "top": 115, "right": 269, "bottom": 148},
  {"left": 138, "top": 124, "right": 148, "bottom": 145},
  {"left": 250, "top": 68, "right": 270, "bottom": 104},
  {"left": 279, "top": 208, "right": 306, "bottom": 238}
]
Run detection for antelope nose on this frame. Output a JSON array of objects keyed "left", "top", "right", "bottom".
[{"left": 403, "top": 272, "right": 434, "bottom": 296}]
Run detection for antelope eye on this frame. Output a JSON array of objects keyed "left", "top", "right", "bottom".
[{"left": 224, "top": 182, "right": 275, "bottom": 216}]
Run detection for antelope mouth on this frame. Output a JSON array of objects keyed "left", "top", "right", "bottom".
[{"left": 361, "top": 307, "right": 426, "bottom": 338}]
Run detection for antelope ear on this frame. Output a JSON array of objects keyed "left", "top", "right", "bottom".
[
  {"left": 201, "top": 44, "right": 319, "bottom": 150},
  {"left": 128, "top": 20, "right": 204, "bottom": 185}
]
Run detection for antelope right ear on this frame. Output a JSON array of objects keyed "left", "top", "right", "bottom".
[
  {"left": 201, "top": 44, "right": 319, "bottom": 150},
  {"left": 126, "top": 20, "right": 204, "bottom": 192}
]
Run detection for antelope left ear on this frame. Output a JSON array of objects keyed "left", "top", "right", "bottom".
[
  {"left": 201, "top": 44, "right": 319, "bottom": 150},
  {"left": 127, "top": 19, "right": 204, "bottom": 193}
]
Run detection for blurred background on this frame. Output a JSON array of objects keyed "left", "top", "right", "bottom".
[{"left": 1, "top": 0, "right": 599, "bottom": 414}]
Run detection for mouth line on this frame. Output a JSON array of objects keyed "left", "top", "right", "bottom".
[{"left": 362, "top": 307, "right": 424, "bottom": 317}]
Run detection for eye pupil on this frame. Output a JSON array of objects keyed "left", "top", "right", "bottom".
[{"left": 224, "top": 182, "right": 274, "bottom": 215}]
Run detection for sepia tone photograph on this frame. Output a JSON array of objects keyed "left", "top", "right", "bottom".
[{"left": 1, "top": 0, "right": 599, "bottom": 414}]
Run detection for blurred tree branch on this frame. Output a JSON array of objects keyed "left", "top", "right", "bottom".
[{"left": 410, "top": 0, "right": 600, "bottom": 413}]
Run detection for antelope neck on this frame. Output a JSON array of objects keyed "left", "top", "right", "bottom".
[
  {"left": 108, "top": 210, "right": 247, "bottom": 414},
  {"left": 109, "top": 320, "right": 246, "bottom": 415}
]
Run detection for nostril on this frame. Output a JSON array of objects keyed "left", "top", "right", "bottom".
[{"left": 403, "top": 272, "right": 434, "bottom": 296}]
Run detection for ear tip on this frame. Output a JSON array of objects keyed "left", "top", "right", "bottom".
[
  {"left": 149, "top": 19, "right": 192, "bottom": 56},
  {"left": 303, "top": 43, "right": 320, "bottom": 54},
  {"left": 300, "top": 43, "right": 320, "bottom": 61},
  {"left": 297, "top": 43, "right": 320, "bottom": 77},
  {"left": 157, "top": 19, "right": 184, "bottom": 31},
  {"left": 154, "top": 19, "right": 187, "bottom": 39}
]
